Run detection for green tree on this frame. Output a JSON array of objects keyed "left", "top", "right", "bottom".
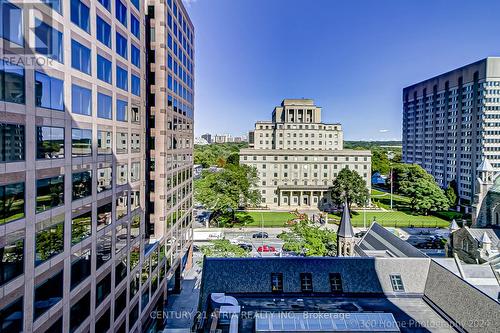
[
  {"left": 226, "top": 152, "right": 240, "bottom": 166},
  {"left": 446, "top": 180, "right": 458, "bottom": 207},
  {"left": 395, "top": 164, "right": 450, "bottom": 214},
  {"left": 330, "top": 168, "right": 369, "bottom": 210},
  {"left": 194, "top": 164, "right": 261, "bottom": 225},
  {"left": 200, "top": 239, "right": 250, "bottom": 257},
  {"left": 279, "top": 220, "right": 337, "bottom": 256},
  {"left": 371, "top": 149, "right": 390, "bottom": 175}
]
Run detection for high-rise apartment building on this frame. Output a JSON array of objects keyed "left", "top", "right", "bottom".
[
  {"left": 240, "top": 99, "right": 371, "bottom": 208},
  {"left": 403, "top": 57, "right": 500, "bottom": 206},
  {"left": 0, "top": 0, "right": 194, "bottom": 332}
]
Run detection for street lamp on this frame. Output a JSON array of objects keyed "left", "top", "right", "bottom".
[{"left": 387, "top": 152, "right": 395, "bottom": 211}]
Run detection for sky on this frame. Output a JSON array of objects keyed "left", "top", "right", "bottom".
[{"left": 184, "top": 0, "right": 500, "bottom": 140}]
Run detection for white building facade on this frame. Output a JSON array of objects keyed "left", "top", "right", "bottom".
[{"left": 240, "top": 99, "right": 371, "bottom": 209}]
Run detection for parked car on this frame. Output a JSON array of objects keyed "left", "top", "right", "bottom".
[
  {"left": 257, "top": 245, "right": 276, "bottom": 252},
  {"left": 239, "top": 243, "right": 253, "bottom": 251},
  {"left": 252, "top": 232, "right": 269, "bottom": 238}
]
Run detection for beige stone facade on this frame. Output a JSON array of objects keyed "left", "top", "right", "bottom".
[{"left": 241, "top": 99, "right": 371, "bottom": 209}]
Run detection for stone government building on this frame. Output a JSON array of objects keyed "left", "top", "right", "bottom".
[{"left": 240, "top": 99, "right": 371, "bottom": 209}]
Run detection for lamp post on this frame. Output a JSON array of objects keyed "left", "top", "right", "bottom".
[{"left": 387, "top": 152, "right": 395, "bottom": 211}]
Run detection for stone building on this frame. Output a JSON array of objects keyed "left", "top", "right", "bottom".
[{"left": 240, "top": 99, "right": 371, "bottom": 209}]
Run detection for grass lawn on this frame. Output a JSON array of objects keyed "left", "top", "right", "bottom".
[
  {"left": 328, "top": 210, "right": 450, "bottom": 228},
  {"left": 234, "top": 211, "right": 297, "bottom": 227}
]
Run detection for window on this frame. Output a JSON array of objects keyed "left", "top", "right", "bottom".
[
  {"left": 70, "top": 292, "right": 90, "bottom": 333},
  {"left": 131, "top": 0, "right": 140, "bottom": 10},
  {"left": 72, "top": 209, "right": 91, "bottom": 245},
  {"left": 116, "top": 65, "right": 128, "bottom": 91},
  {"left": 115, "top": 222, "right": 127, "bottom": 253},
  {"left": 98, "top": 130, "right": 112, "bottom": 154},
  {"left": 131, "top": 44, "right": 140, "bottom": 68},
  {"left": 0, "top": 232, "right": 24, "bottom": 286},
  {"left": 97, "top": 201, "right": 112, "bottom": 230},
  {"left": 0, "top": 297, "right": 23, "bottom": 333},
  {"left": 129, "top": 303, "right": 139, "bottom": 327},
  {"left": 116, "top": 191, "right": 128, "bottom": 220},
  {"left": 96, "top": 231, "right": 112, "bottom": 268},
  {"left": 97, "top": 55, "right": 112, "bottom": 84},
  {"left": 35, "top": 19, "right": 64, "bottom": 64},
  {"left": 36, "top": 175, "right": 64, "bottom": 213},
  {"left": 131, "top": 133, "right": 140, "bottom": 152},
  {"left": 0, "top": 123, "right": 24, "bottom": 162},
  {"left": 41, "top": 0, "right": 62, "bottom": 13},
  {"left": 271, "top": 273, "right": 283, "bottom": 293},
  {"left": 116, "top": 132, "right": 128, "bottom": 153},
  {"left": 117, "top": 164, "right": 128, "bottom": 185},
  {"left": 116, "top": 0, "right": 127, "bottom": 27},
  {"left": 131, "top": 74, "right": 140, "bottom": 96},
  {"left": 35, "top": 71, "right": 64, "bottom": 111},
  {"left": 0, "top": 182, "right": 25, "bottom": 225},
  {"left": 97, "top": 92, "right": 112, "bottom": 119},
  {"left": 71, "top": 40, "right": 91, "bottom": 74},
  {"left": 72, "top": 171, "right": 92, "bottom": 200},
  {"left": 96, "top": 274, "right": 111, "bottom": 303},
  {"left": 98, "top": 0, "right": 110, "bottom": 11},
  {"left": 300, "top": 273, "right": 313, "bottom": 292},
  {"left": 34, "top": 269, "right": 63, "bottom": 319},
  {"left": 97, "top": 167, "right": 112, "bottom": 192},
  {"left": 1, "top": 1, "right": 23, "bottom": 46},
  {"left": 72, "top": 84, "right": 92, "bottom": 116},
  {"left": 35, "top": 215, "right": 64, "bottom": 265},
  {"left": 131, "top": 14, "right": 140, "bottom": 39},
  {"left": 131, "top": 162, "right": 140, "bottom": 182},
  {"left": 71, "top": 248, "right": 91, "bottom": 289},
  {"left": 72, "top": 128, "right": 92, "bottom": 157},
  {"left": 115, "top": 257, "right": 127, "bottom": 286},
  {"left": 116, "top": 32, "right": 128, "bottom": 59},
  {"left": 131, "top": 190, "right": 140, "bottom": 211},
  {"left": 96, "top": 16, "right": 111, "bottom": 47},
  {"left": 115, "top": 290, "right": 126, "bottom": 319},
  {"left": 95, "top": 308, "right": 111, "bottom": 333},
  {"left": 130, "top": 215, "right": 140, "bottom": 239},
  {"left": 71, "top": 0, "right": 90, "bottom": 33},
  {"left": 36, "top": 126, "right": 64, "bottom": 159},
  {"left": 131, "top": 106, "right": 140, "bottom": 123},
  {"left": 390, "top": 274, "right": 405, "bottom": 292},
  {"left": 0, "top": 59, "right": 25, "bottom": 104},
  {"left": 329, "top": 273, "right": 343, "bottom": 293},
  {"left": 117, "top": 99, "right": 128, "bottom": 121}
]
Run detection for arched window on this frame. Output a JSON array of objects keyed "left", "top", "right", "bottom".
[{"left": 462, "top": 239, "right": 469, "bottom": 252}]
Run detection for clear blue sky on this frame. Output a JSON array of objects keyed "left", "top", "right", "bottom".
[{"left": 184, "top": 0, "right": 500, "bottom": 140}]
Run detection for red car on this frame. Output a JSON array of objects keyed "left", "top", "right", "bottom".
[{"left": 258, "top": 245, "right": 276, "bottom": 252}]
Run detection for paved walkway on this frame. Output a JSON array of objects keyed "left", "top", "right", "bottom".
[{"left": 164, "top": 257, "right": 203, "bottom": 331}]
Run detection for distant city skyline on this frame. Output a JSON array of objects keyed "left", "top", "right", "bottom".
[{"left": 186, "top": 0, "right": 500, "bottom": 140}]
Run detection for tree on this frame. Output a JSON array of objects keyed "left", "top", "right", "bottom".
[
  {"left": 226, "top": 152, "right": 240, "bottom": 166},
  {"left": 200, "top": 239, "right": 250, "bottom": 257},
  {"left": 446, "top": 180, "right": 458, "bottom": 207},
  {"left": 279, "top": 220, "right": 337, "bottom": 256},
  {"left": 194, "top": 164, "right": 261, "bottom": 225},
  {"left": 330, "top": 168, "right": 369, "bottom": 209},
  {"left": 395, "top": 164, "right": 450, "bottom": 214},
  {"left": 371, "top": 150, "right": 390, "bottom": 175}
]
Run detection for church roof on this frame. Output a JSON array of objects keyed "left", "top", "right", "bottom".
[
  {"left": 355, "top": 222, "right": 427, "bottom": 258},
  {"left": 478, "top": 158, "right": 494, "bottom": 172},
  {"left": 338, "top": 201, "right": 354, "bottom": 238},
  {"left": 466, "top": 228, "right": 500, "bottom": 248}
]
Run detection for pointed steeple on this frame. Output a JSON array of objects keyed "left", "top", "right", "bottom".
[
  {"left": 480, "top": 231, "right": 491, "bottom": 244},
  {"left": 477, "top": 158, "right": 494, "bottom": 172},
  {"left": 338, "top": 201, "right": 354, "bottom": 238},
  {"left": 450, "top": 219, "right": 460, "bottom": 232}
]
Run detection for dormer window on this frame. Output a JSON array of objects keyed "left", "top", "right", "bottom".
[{"left": 390, "top": 274, "right": 405, "bottom": 292}]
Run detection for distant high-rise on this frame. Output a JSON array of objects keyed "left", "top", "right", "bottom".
[
  {"left": 201, "top": 133, "right": 212, "bottom": 143},
  {"left": 403, "top": 57, "right": 500, "bottom": 206},
  {"left": 240, "top": 99, "right": 371, "bottom": 209},
  {"left": 0, "top": 0, "right": 194, "bottom": 332}
]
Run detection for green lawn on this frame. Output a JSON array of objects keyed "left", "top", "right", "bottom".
[
  {"left": 329, "top": 210, "right": 449, "bottom": 228},
  {"left": 234, "top": 211, "right": 297, "bottom": 227}
]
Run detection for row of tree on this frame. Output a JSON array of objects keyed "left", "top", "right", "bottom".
[{"left": 194, "top": 142, "right": 247, "bottom": 168}]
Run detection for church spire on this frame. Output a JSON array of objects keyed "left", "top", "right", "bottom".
[{"left": 337, "top": 200, "right": 355, "bottom": 256}]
